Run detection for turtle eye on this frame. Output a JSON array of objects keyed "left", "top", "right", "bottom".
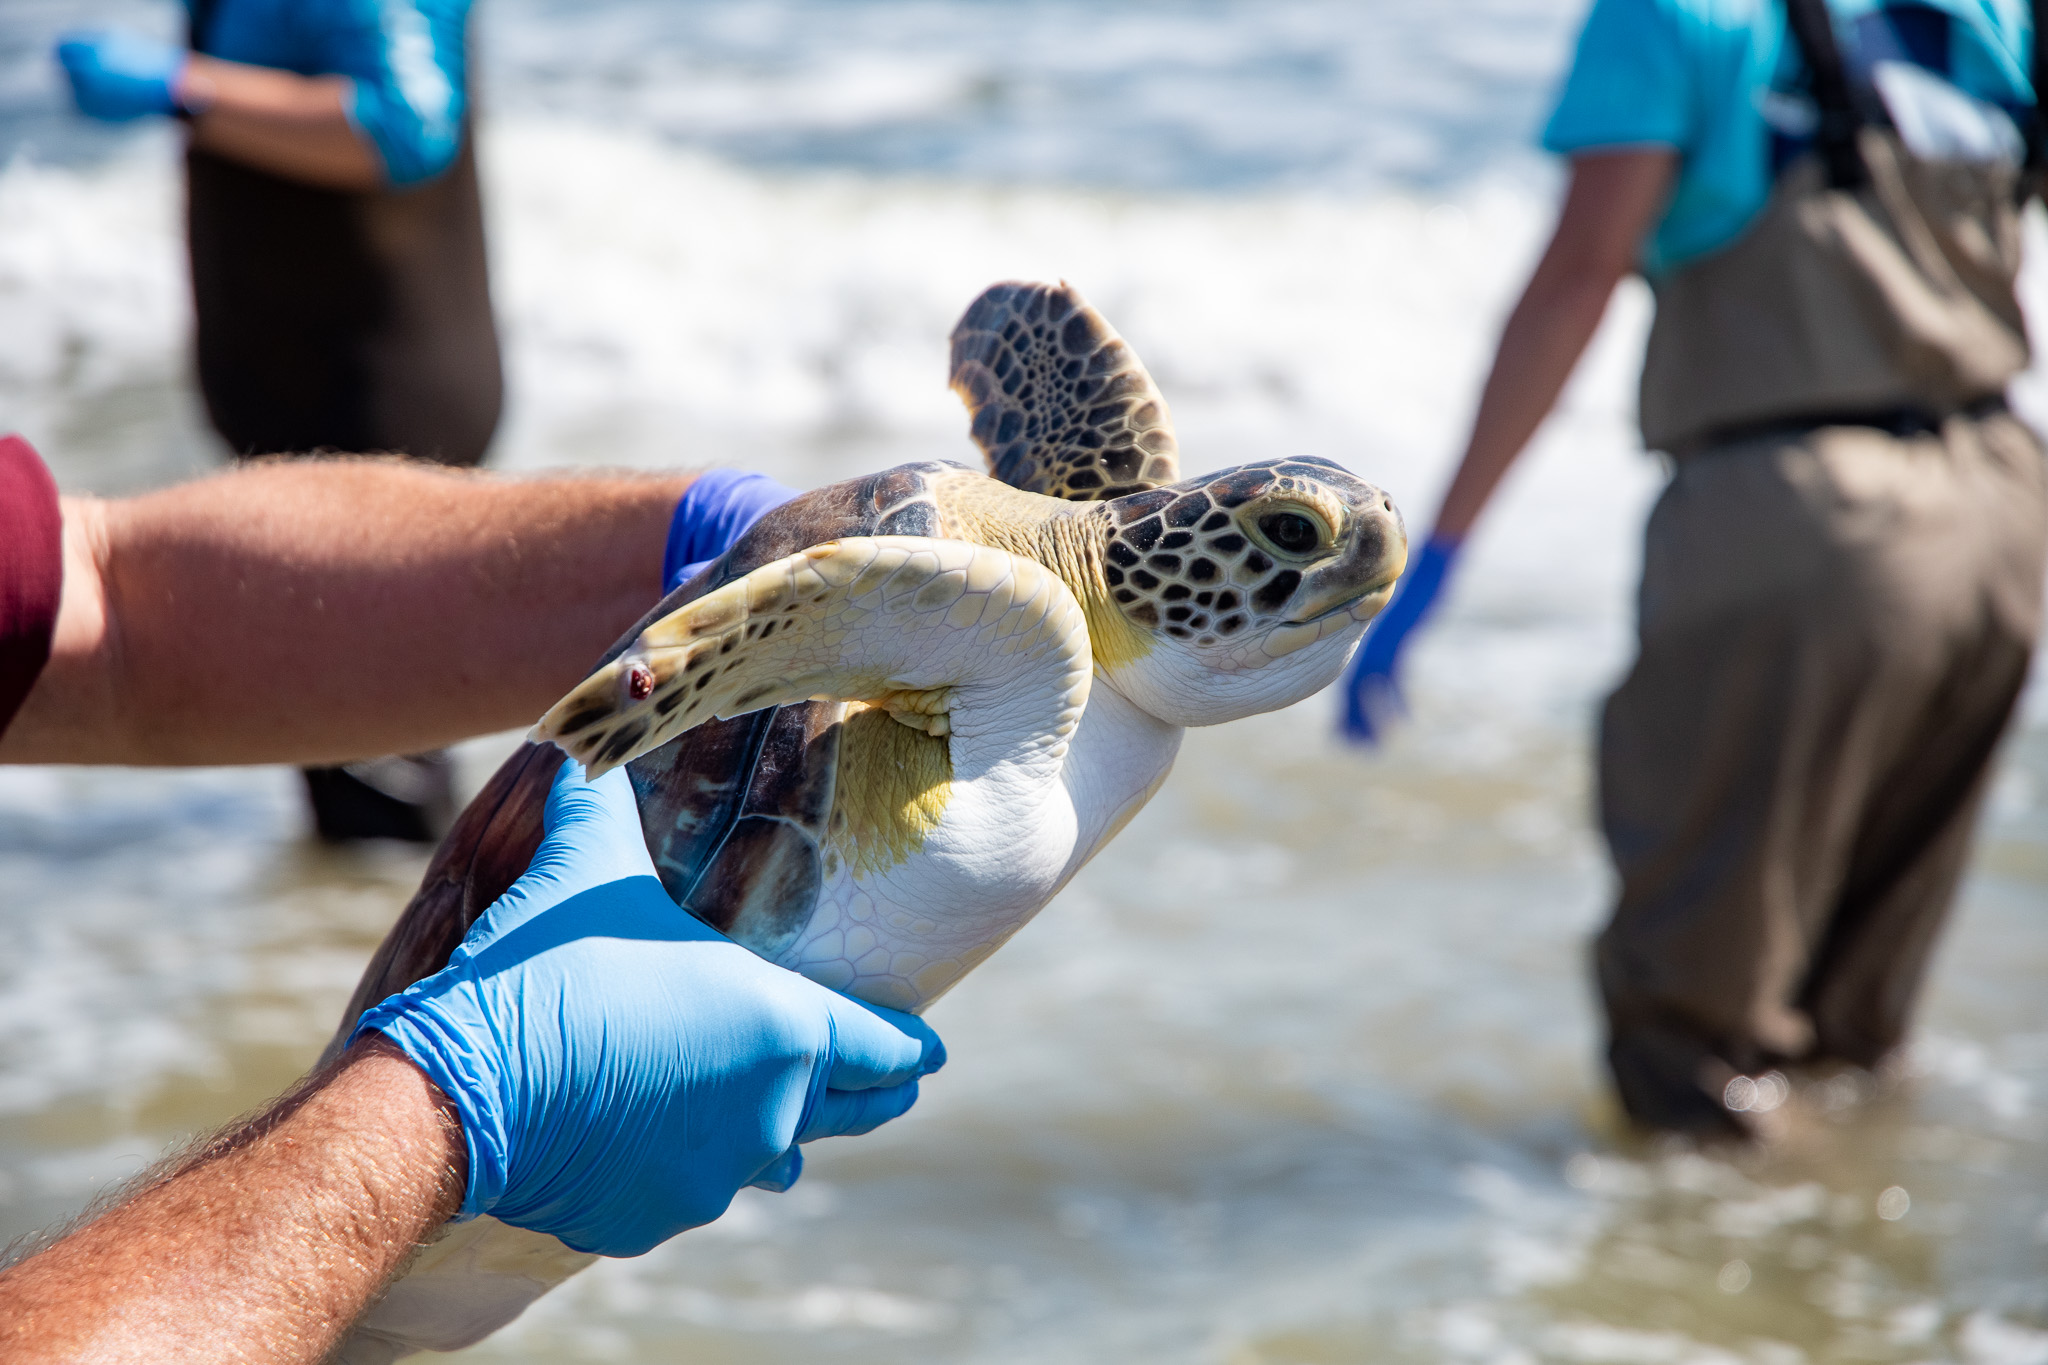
[{"left": 1257, "top": 511, "right": 1320, "bottom": 554}]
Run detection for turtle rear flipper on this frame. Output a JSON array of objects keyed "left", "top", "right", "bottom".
[{"left": 950, "top": 280, "right": 1179, "bottom": 500}]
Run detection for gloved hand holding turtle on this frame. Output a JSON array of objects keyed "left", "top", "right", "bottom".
[
  {"left": 354, "top": 761, "right": 945, "bottom": 1258},
  {"left": 1340, "top": 534, "right": 1460, "bottom": 744},
  {"left": 55, "top": 29, "right": 191, "bottom": 122}
]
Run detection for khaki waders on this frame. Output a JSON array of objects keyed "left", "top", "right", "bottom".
[{"left": 1595, "top": 2, "right": 2048, "bottom": 1134}]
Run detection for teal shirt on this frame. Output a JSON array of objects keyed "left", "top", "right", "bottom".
[
  {"left": 193, "top": 0, "right": 470, "bottom": 187},
  {"left": 1542, "top": 0, "right": 2034, "bottom": 276}
]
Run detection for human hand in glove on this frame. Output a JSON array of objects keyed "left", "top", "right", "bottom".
[
  {"left": 1339, "top": 534, "right": 1459, "bottom": 744},
  {"left": 55, "top": 29, "right": 188, "bottom": 122},
  {"left": 355, "top": 760, "right": 945, "bottom": 1257}
]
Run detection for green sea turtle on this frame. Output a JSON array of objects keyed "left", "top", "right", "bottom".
[{"left": 328, "top": 281, "right": 1406, "bottom": 1362}]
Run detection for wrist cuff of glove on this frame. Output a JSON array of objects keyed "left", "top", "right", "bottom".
[
  {"left": 351, "top": 1001, "right": 509, "bottom": 1222},
  {"left": 662, "top": 470, "right": 800, "bottom": 594}
]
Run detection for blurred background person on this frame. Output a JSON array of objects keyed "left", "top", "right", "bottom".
[
  {"left": 56, "top": 0, "right": 502, "bottom": 842},
  {"left": 1346, "top": 0, "right": 2048, "bottom": 1138}
]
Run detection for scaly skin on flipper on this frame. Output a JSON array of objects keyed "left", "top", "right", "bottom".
[
  {"left": 950, "top": 280, "right": 1180, "bottom": 499},
  {"left": 537, "top": 536, "right": 1092, "bottom": 787}
]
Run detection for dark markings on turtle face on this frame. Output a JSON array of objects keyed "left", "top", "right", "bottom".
[
  {"left": 1209, "top": 470, "right": 1275, "bottom": 508},
  {"left": 1105, "top": 565, "right": 1125, "bottom": 586},
  {"left": 1253, "top": 570, "right": 1302, "bottom": 612},
  {"left": 1099, "top": 458, "right": 1399, "bottom": 652},
  {"left": 1113, "top": 489, "right": 1175, "bottom": 523},
  {"left": 950, "top": 282, "right": 1181, "bottom": 500},
  {"left": 655, "top": 688, "right": 686, "bottom": 717}
]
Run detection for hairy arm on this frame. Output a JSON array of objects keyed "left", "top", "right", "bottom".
[
  {"left": 0, "top": 1037, "right": 462, "bottom": 1365},
  {"left": 1431, "top": 149, "right": 1675, "bottom": 540},
  {"left": 1, "top": 459, "right": 693, "bottom": 767},
  {"left": 178, "top": 55, "right": 383, "bottom": 191}
]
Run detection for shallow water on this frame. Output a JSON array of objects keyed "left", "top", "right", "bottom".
[{"left": 4, "top": 3, "right": 2048, "bottom": 1362}]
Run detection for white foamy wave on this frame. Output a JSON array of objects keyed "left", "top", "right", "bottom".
[{"left": 0, "top": 132, "right": 187, "bottom": 439}]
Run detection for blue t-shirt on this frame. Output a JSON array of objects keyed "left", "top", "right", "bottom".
[
  {"left": 192, "top": 0, "right": 469, "bottom": 187},
  {"left": 1543, "top": 0, "right": 2034, "bottom": 275}
]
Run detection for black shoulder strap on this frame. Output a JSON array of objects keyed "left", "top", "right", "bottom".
[
  {"left": 2025, "top": 0, "right": 2047, "bottom": 191},
  {"left": 1783, "top": 0, "right": 1868, "bottom": 188},
  {"left": 187, "top": 0, "right": 217, "bottom": 51}
]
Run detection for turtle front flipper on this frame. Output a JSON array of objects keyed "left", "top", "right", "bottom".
[
  {"left": 536, "top": 535, "right": 1093, "bottom": 786},
  {"left": 949, "top": 280, "right": 1180, "bottom": 500}
]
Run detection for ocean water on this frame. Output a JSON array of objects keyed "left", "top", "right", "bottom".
[{"left": 3, "top": 2, "right": 2048, "bottom": 1362}]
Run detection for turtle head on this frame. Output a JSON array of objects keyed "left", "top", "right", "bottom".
[{"left": 1094, "top": 457, "right": 1405, "bottom": 725}]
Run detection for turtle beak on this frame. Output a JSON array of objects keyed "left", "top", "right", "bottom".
[{"left": 1284, "top": 502, "right": 1407, "bottom": 626}]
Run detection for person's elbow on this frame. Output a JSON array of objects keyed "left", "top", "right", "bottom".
[{"left": 345, "top": 81, "right": 465, "bottom": 188}]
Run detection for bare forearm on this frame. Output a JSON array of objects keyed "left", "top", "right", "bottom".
[
  {"left": 2, "top": 460, "right": 695, "bottom": 767},
  {"left": 0, "top": 1038, "right": 462, "bottom": 1364},
  {"left": 1431, "top": 150, "right": 1676, "bottom": 543},
  {"left": 1433, "top": 268, "right": 1621, "bottom": 540},
  {"left": 179, "top": 55, "right": 382, "bottom": 191}
]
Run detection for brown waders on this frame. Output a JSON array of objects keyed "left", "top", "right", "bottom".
[
  {"left": 1595, "top": 0, "right": 2048, "bottom": 1134},
  {"left": 186, "top": 110, "right": 501, "bottom": 842}
]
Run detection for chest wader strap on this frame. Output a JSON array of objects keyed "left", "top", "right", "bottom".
[
  {"left": 2023, "top": 0, "right": 2048, "bottom": 198},
  {"left": 1783, "top": 0, "right": 1872, "bottom": 189}
]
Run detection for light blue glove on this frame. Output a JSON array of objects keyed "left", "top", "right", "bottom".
[
  {"left": 55, "top": 29, "right": 186, "bottom": 122},
  {"left": 354, "top": 761, "right": 945, "bottom": 1257},
  {"left": 1340, "top": 535, "right": 1460, "bottom": 744}
]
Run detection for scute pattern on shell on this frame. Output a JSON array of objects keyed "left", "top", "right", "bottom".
[
  {"left": 1105, "top": 457, "right": 1365, "bottom": 644},
  {"left": 950, "top": 280, "right": 1181, "bottom": 500}
]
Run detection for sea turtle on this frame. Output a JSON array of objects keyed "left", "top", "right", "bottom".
[{"left": 327, "top": 281, "right": 1406, "bottom": 1362}]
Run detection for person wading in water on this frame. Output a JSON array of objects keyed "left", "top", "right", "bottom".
[
  {"left": 1347, "top": 0, "right": 2048, "bottom": 1137},
  {"left": 58, "top": 0, "right": 502, "bottom": 841}
]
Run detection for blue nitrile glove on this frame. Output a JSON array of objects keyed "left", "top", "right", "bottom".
[
  {"left": 663, "top": 469, "right": 800, "bottom": 593},
  {"left": 354, "top": 762, "right": 944, "bottom": 1257},
  {"left": 1340, "top": 535, "right": 1460, "bottom": 745},
  {"left": 55, "top": 30, "right": 187, "bottom": 122}
]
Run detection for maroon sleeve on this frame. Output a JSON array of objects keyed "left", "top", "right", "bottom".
[{"left": 0, "top": 435, "right": 63, "bottom": 741}]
